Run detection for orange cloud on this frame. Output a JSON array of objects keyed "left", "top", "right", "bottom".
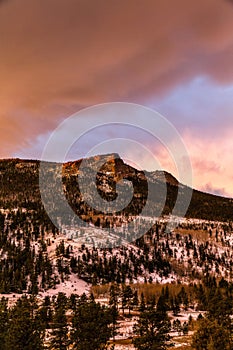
[
  {"left": 0, "top": 0, "right": 233, "bottom": 195},
  {"left": 1, "top": 1, "right": 233, "bottom": 112}
]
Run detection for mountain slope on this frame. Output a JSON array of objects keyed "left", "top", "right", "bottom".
[
  {"left": 0, "top": 154, "right": 233, "bottom": 294},
  {"left": 0, "top": 154, "right": 232, "bottom": 222}
]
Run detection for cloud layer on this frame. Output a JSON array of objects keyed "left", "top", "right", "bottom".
[{"left": 0, "top": 0, "right": 233, "bottom": 195}]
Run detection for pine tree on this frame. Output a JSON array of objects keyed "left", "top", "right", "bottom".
[
  {"left": 49, "top": 305, "right": 69, "bottom": 350},
  {"left": 109, "top": 284, "right": 120, "bottom": 310},
  {"left": 139, "top": 292, "right": 146, "bottom": 312},
  {"left": 132, "top": 290, "right": 139, "bottom": 310},
  {"left": 0, "top": 297, "right": 8, "bottom": 350},
  {"left": 5, "top": 296, "right": 45, "bottom": 350},
  {"left": 178, "top": 286, "right": 189, "bottom": 310},
  {"left": 71, "top": 299, "right": 113, "bottom": 350},
  {"left": 172, "top": 296, "right": 180, "bottom": 316},
  {"left": 69, "top": 293, "right": 78, "bottom": 311},
  {"left": 109, "top": 284, "right": 119, "bottom": 340},
  {"left": 38, "top": 296, "right": 52, "bottom": 329},
  {"left": 133, "top": 305, "right": 171, "bottom": 350},
  {"left": 122, "top": 285, "right": 133, "bottom": 315},
  {"left": 192, "top": 289, "right": 233, "bottom": 350},
  {"left": 173, "top": 319, "right": 182, "bottom": 335},
  {"left": 192, "top": 318, "right": 232, "bottom": 350}
]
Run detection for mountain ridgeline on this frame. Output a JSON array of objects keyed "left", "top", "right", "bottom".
[{"left": 0, "top": 154, "right": 232, "bottom": 224}]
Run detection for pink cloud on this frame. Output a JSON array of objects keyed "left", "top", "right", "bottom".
[
  {"left": 0, "top": 1, "right": 232, "bottom": 122},
  {"left": 0, "top": 0, "right": 233, "bottom": 197}
]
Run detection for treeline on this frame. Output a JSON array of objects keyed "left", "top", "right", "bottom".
[
  {"left": 1, "top": 276, "right": 233, "bottom": 349},
  {"left": 97, "top": 275, "right": 233, "bottom": 315},
  {"left": 100, "top": 278, "right": 233, "bottom": 350},
  {"left": 0, "top": 293, "right": 116, "bottom": 350}
]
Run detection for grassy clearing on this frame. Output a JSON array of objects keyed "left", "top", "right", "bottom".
[
  {"left": 91, "top": 282, "right": 197, "bottom": 305},
  {"left": 174, "top": 228, "right": 209, "bottom": 241},
  {"left": 91, "top": 284, "right": 110, "bottom": 298}
]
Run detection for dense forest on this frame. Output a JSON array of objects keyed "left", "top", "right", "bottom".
[{"left": 0, "top": 277, "right": 233, "bottom": 349}]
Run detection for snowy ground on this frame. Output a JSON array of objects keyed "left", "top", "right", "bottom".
[{"left": 39, "top": 274, "right": 89, "bottom": 298}]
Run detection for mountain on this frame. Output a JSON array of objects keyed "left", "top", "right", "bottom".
[
  {"left": 1, "top": 154, "right": 233, "bottom": 296},
  {"left": 0, "top": 154, "right": 233, "bottom": 223}
]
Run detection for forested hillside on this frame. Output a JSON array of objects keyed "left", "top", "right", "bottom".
[
  {"left": 0, "top": 155, "right": 233, "bottom": 222},
  {"left": 1, "top": 155, "right": 233, "bottom": 349}
]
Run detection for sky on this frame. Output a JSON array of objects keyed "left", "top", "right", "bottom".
[{"left": 0, "top": 0, "right": 233, "bottom": 196}]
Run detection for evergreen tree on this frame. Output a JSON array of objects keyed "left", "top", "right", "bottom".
[
  {"left": 178, "top": 287, "right": 189, "bottom": 310},
  {"left": 122, "top": 285, "right": 133, "bottom": 315},
  {"left": 38, "top": 296, "right": 52, "bottom": 329},
  {"left": 49, "top": 305, "right": 69, "bottom": 350},
  {"left": 133, "top": 306, "right": 171, "bottom": 350},
  {"left": 132, "top": 290, "right": 139, "bottom": 310},
  {"left": 173, "top": 319, "right": 182, "bottom": 335},
  {"left": 5, "top": 296, "right": 45, "bottom": 350},
  {"left": 192, "top": 318, "right": 232, "bottom": 350},
  {"left": 71, "top": 299, "right": 113, "bottom": 350},
  {"left": 139, "top": 292, "right": 146, "bottom": 312},
  {"left": 108, "top": 284, "right": 119, "bottom": 340},
  {"left": 109, "top": 284, "right": 120, "bottom": 310},
  {"left": 69, "top": 293, "right": 78, "bottom": 311},
  {"left": 172, "top": 296, "right": 180, "bottom": 316},
  {"left": 192, "top": 289, "right": 233, "bottom": 350},
  {"left": 0, "top": 297, "right": 8, "bottom": 350}
]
